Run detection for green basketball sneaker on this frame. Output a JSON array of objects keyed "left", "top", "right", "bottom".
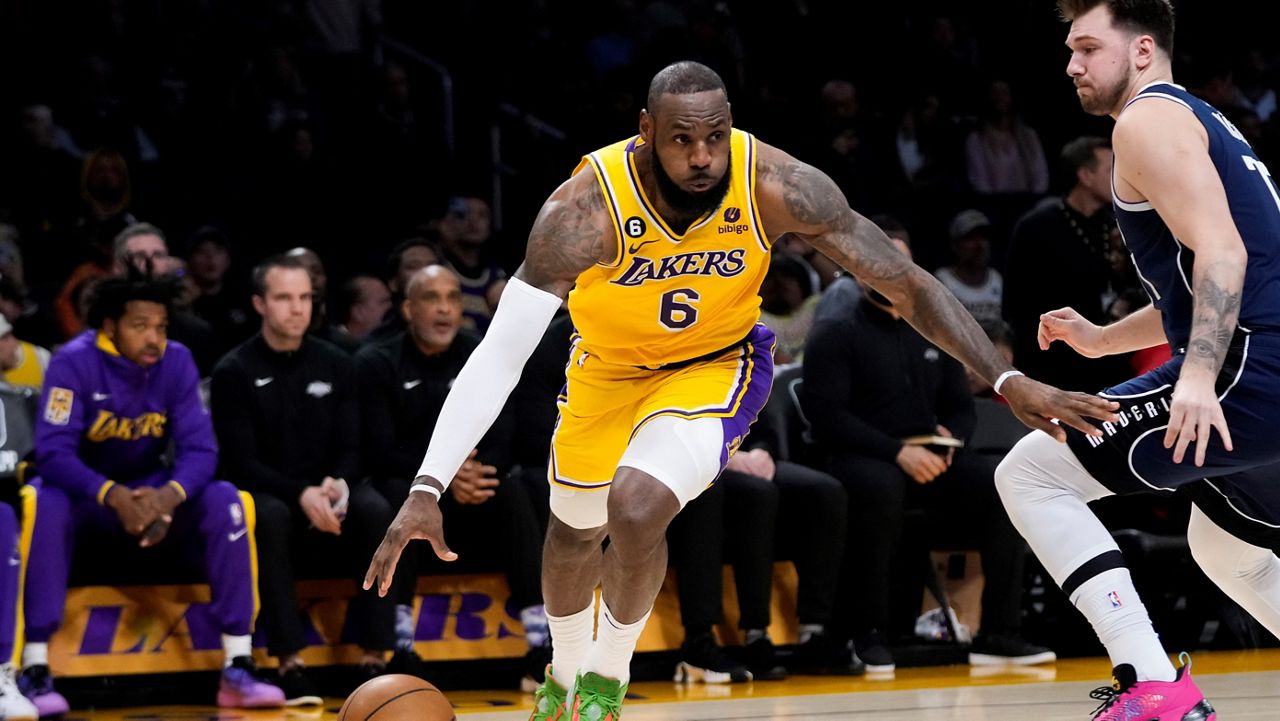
[
  {"left": 570, "top": 671, "right": 627, "bottom": 721},
  {"left": 528, "top": 665, "right": 568, "bottom": 721}
]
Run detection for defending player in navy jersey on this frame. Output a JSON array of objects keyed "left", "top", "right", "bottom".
[{"left": 997, "top": 2, "right": 1280, "bottom": 719}]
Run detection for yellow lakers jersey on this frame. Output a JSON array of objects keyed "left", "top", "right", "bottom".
[{"left": 568, "top": 128, "right": 771, "bottom": 367}]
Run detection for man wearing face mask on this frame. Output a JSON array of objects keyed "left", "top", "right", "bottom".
[{"left": 802, "top": 232, "right": 1054, "bottom": 673}]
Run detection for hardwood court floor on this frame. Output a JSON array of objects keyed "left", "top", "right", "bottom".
[{"left": 71, "top": 649, "right": 1280, "bottom": 721}]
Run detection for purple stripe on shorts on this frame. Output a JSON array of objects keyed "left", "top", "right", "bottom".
[{"left": 719, "top": 324, "right": 776, "bottom": 469}]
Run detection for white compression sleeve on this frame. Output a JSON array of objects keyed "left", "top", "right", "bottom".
[{"left": 416, "top": 277, "right": 563, "bottom": 488}]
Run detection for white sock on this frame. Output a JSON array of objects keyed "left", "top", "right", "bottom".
[
  {"left": 581, "top": 601, "right": 650, "bottom": 684},
  {"left": 548, "top": 604, "right": 596, "bottom": 690},
  {"left": 798, "top": 624, "right": 825, "bottom": 645},
  {"left": 22, "top": 642, "right": 48, "bottom": 668},
  {"left": 1071, "top": 569, "right": 1176, "bottom": 682},
  {"left": 222, "top": 634, "right": 253, "bottom": 667}
]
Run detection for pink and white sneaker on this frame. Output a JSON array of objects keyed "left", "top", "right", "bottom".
[
  {"left": 1090, "top": 654, "right": 1215, "bottom": 720},
  {"left": 217, "top": 657, "right": 285, "bottom": 708}
]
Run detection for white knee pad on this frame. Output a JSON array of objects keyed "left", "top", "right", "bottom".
[
  {"left": 618, "top": 415, "right": 724, "bottom": 508},
  {"left": 549, "top": 415, "right": 725, "bottom": 530}
]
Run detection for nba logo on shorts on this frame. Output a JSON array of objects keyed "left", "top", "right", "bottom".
[{"left": 1108, "top": 591, "right": 1123, "bottom": 608}]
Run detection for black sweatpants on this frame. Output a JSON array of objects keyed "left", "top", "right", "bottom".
[
  {"left": 253, "top": 483, "right": 397, "bottom": 657},
  {"left": 827, "top": 450, "right": 1025, "bottom": 639}
]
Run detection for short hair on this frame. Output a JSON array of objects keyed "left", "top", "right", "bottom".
[
  {"left": 86, "top": 270, "right": 179, "bottom": 329},
  {"left": 385, "top": 237, "right": 440, "bottom": 281},
  {"left": 251, "top": 254, "right": 310, "bottom": 297},
  {"left": 1057, "top": 0, "right": 1175, "bottom": 54},
  {"left": 113, "top": 222, "right": 168, "bottom": 266},
  {"left": 185, "top": 225, "right": 230, "bottom": 256},
  {"left": 337, "top": 275, "right": 384, "bottom": 322},
  {"left": 1060, "top": 136, "right": 1112, "bottom": 180},
  {"left": 646, "top": 61, "right": 728, "bottom": 113}
]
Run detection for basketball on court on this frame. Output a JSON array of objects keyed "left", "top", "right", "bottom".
[{"left": 339, "top": 674, "right": 456, "bottom": 721}]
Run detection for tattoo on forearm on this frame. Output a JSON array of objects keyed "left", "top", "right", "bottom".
[{"left": 1186, "top": 260, "right": 1243, "bottom": 374}]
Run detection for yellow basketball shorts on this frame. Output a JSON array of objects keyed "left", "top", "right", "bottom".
[{"left": 548, "top": 324, "right": 775, "bottom": 528}]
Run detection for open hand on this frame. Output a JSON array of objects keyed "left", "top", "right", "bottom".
[
  {"left": 1000, "top": 375, "right": 1120, "bottom": 442},
  {"left": 364, "top": 480, "right": 457, "bottom": 596}
]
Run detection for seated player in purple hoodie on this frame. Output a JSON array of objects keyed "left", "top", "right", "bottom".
[{"left": 21, "top": 272, "right": 284, "bottom": 713}]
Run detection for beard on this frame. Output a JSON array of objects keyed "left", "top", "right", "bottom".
[
  {"left": 1078, "top": 65, "right": 1132, "bottom": 116},
  {"left": 651, "top": 148, "right": 732, "bottom": 219}
]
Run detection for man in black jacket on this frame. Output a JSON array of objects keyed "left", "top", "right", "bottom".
[
  {"left": 803, "top": 235, "right": 1053, "bottom": 672},
  {"left": 356, "top": 265, "right": 548, "bottom": 688},
  {"left": 210, "top": 254, "right": 395, "bottom": 705}
]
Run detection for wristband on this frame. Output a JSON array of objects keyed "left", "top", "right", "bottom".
[
  {"left": 993, "top": 370, "right": 1025, "bottom": 395},
  {"left": 410, "top": 484, "right": 442, "bottom": 501}
]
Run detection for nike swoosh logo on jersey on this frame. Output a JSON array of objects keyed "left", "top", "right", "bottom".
[
  {"left": 254, "top": 377, "right": 273, "bottom": 387},
  {"left": 628, "top": 239, "right": 661, "bottom": 254},
  {"left": 403, "top": 379, "right": 422, "bottom": 390},
  {"left": 92, "top": 392, "right": 110, "bottom": 401},
  {"left": 228, "top": 528, "right": 248, "bottom": 542}
]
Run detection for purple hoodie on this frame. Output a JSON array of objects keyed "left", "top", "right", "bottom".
[{"left": 35, "top": 330, "right": 217, "bottom": 505}]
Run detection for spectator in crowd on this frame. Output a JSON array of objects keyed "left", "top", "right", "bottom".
[
  {"left": 186, "top": 226, "right": 254, "bottom": 353},
  {"left": 1, "top": 104, "right": 82, "bottom": 269},
  {"left": 431, "top": 196, "right": 506, "bottom": 331},
  {"left": 934, "top": 210, "right": 1004, "bottom": 327},
  {"left": 24, "top": 272, "right": 284, "bottom": 711},
  {"left": 367, "top": 237, "right": 443, "bottom": 343},
  {"left": 355, "top": 265, "right": 548, "bottom": 687},
  {"left": 0, "top": 315, "right": 50, "bottom": 391},
  {"left": 210, "top": 254, "right": 393, "bottom": 704},
  {"left": 1003, "top": 136, "right": 1132, "bottom": 393},
  {"left": 285, "top": 246, "right": 360, "bottom": 353},
  {"left": 109, "top": 224, "right": 220, "bottom": 375},
  {"left": 1, "top": 498, "right": 39, "bottom": 720},
  {"left": 51, "top": 148, "right": 138, "bottom": 337},
  {"left": 803, "top": 234, "right": 1053, "bottom": 672},
  {"left": 964, "top": 80, "right": 1049, "bottom": 196},
  {"left": 758, "top": 252, "right": 820, "bottom": 364},
  {"left": 336, "top": 275, "right": 392, "bottom": 343}
]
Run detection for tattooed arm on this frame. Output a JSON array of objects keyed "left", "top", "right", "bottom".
[
  {"left": 753, "top": 142, "right": 1117, "bottom": 441},
  {"left": 515, "top": 171, "right": 619, "bottom": 296},
  {"left": 365, "top": 171, "right": 615, "bottom": 594},
  {"left": 1114, "top": 101, "right": 1247, "bottom": 465}
]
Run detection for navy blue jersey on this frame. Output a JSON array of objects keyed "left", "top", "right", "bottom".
[{"left": 1113, "top": 82, "right": 1280, "bottom": 348}]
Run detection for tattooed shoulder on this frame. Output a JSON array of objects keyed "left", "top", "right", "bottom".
[
  {"left": 756, "top": 149, "right": 850, "bottom": 232},
  {"left": 516, "top": 172, "right": 615, "bottom": 295}
]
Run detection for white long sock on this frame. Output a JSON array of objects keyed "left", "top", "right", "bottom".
[
  {"left": 1188, "top": 505, "right": 1280, "bottom": 637},
  {"left": 995, "top": 432, "right": 1174, "bottom": 682},
  {"left": 1071, "top": 569, "right": 1176, "bottom": 681},
  {"left": 22, "top": 643, "right": 48, "bottom": 668},
  {"left": 548, "top": 604, "right": 596, "bottom": 690},
  {"left": 222, "top": 634, "right": 253, "bottom": 667},
  {"left": 581, "top": 601, "right": 651, "bottom": 684}
]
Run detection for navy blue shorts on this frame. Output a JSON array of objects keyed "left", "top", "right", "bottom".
[{"left": 1065, "top": 331, "right": 1280, "bottom": 547}]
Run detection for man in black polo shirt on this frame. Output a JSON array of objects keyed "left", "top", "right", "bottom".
[
  {"left": 803, "top": 234, "right": 1053, "bottom": 672},
  {"left": 356, "top": 265, "right": 547, "bottom": 688},
  {"left": 210, "top": 254, "right": 395, "bottom": 705}
]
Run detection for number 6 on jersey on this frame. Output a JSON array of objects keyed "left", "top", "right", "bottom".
[{"left": 660, "top": 288, "right": 700, "bottom": 330}]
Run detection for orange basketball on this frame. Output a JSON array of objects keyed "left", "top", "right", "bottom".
[{"left": 339, "top": 674, "right": 456, "bottom": 721}]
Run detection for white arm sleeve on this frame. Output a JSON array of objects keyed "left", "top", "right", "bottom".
[{"left": 416, "top": 277, "right": 564, "bottom": 488}]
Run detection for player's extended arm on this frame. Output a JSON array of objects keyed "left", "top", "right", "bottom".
[
  {"left": 1115, "top": 103, "right": 1247, "bottom": 378},
  {"left": 1115, "top": 102, "right": 1247, "bottom": 464},
  {"left": 1040, "top": 303, "right": 1166, "bottom": 357},
  {"left": 365, "top": 171, "right": 614, "bottom": 594},
  {"left": 753, "top": 144, "right": 1117, "bottom": 441}
]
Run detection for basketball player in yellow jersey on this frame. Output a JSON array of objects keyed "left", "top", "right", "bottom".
[{"left": 365, "top": 61, "right": 1119, "bottom": 720}]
